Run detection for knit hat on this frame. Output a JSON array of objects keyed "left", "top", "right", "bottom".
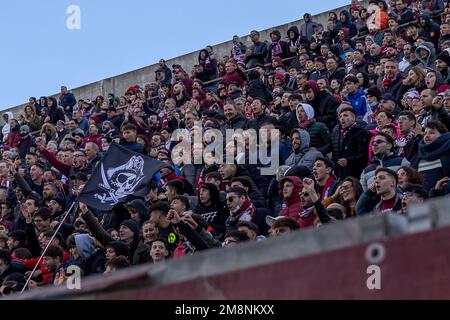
[
  {"left": 107, "top": 241, "right": 130, "bottom": 257},
  {"left": 50, "top": 196, "right": 66, "bottom": 210},
  {"left": 436, "top": 51, "right": 450, "bottom": 66},
  {"left": 366, "top": 86, "right": 381, "bottom": 100},
  {"left": 19, "top": 125, "right": 30, "bottom": 134},
  {"left": 120, "top": 219, "right": 140, "bottom": 235},
  {"left": 274, "top": 72, "right": 286, "bottom": 84}
]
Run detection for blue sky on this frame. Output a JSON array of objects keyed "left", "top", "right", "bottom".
[{"left": 0, "top": 0, "right": 348, "bottom": 111}]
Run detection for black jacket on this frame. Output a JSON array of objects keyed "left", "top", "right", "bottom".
[
  {"left": 245, "top": 41, "right": 269, "bottom": 68},
  {"left": 222, "top": 114, "right": 247, "bottom": 131},
  {"left": 331, "top": 122, "right": 371, "bottom": 180},
  {"left": 245, "top": 113, "right": 278, "bottom": 132},
  {"left": 247, "top": 78, "right": 272, "bottom": 103},
  {"left": 310, "top": 91, "right": 340, "bottom": 131}
]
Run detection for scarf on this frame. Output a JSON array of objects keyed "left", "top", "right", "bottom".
[
  {"left": 227, "top": 199, "right": 256, "bottom": 227},
  {"left": 382, "top": 75, "right": 397, "bottom": 89},
  {"left": 340, "top": 122, "right": 357, "bottom": 141},
  {"left": 272, "top": 41, "right": 283, "bottom": 57},
  {"left": 299, "top": 206, "right": 315, "bottom": 218},
  {"left": 397, "top": 132, "right": 416, "bottom": 157},
  {"left": 298, "top": 117, "right": 316, "bottom": 129},
  {"left": 322, "top": 176, "right": 335, "bottom": 200}
]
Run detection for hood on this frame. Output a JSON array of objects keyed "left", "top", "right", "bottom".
[
  {"left": 339, "top": 10, "right": 351, "bottom": 23},
  {"left": 3, "top": 112, "right": 14, "bottom": 123},
  {"left": 428, "top": 69, "right": 445, "bottom": 89},
  {"left": 297, "top": 103, "right": 315, "bottom": 122},
  {"left": 415, "top": 42, "right": 436, "bottom": 67},
  {"left": 291, "top": 128, "right": 311, "bottom": 153},
  {"left": 279, "top": 176, "right": 303, "bottom": 206},
  {"left": 75, "top": 234, "right": 97, "bottom": 259},
  {"left": 270, "top": 30, "right": 282, "bottom": 41},
  {"left": 126, "top": 199, "right": 149, "bottom": 222},
  {"left": 287, "top": 26, "right": 300, "bottom": 41},
  {"left": 421, "top": 11, "right": 431, "bottom": 27},
  {"left": 418, "top": 133, "right": 450, "bottom": 161},
  {"left": 306, "top": 80, "right": 321, "bottom": 97},
  {"left": 198, "top": 182, "right": 221, "bottom": 206}
]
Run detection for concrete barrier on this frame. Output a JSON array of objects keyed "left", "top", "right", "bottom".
[{"left": 11, "top": 193, "right": 450, "bottom": 300}]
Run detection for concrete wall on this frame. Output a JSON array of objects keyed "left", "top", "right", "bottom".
[
  {"left": 12, "top": 193, "right": 450, "bottom": 300},
  {"left": 2, "top": 1, "right": 369, "bottom": 117}
]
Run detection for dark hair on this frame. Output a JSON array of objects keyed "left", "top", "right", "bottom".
[
  {"left": 271, "top": 217, "right": 300, "bottom": 230},
  {"left": 425, "top": 120, "right": 448, "bottom": 134},
  {"left": 344, "top": 74, "right": 359, "bottom": 84},
  {"left": 148, "top": 201, "right": 170, "bottom": 216},
  {"left": 375, "top": 131, "right": 395, "bottom": 149},
  {"left": 398, "top": 166, "right": 423, "bottom": 185},
  {"left": 8, "top": 231, "right": 27, "bottom": 248},
  {"left": 172, "top": 195, "right": 190, "bottom": 211},
  {"left": 205, "top": 172, "right": 222, "bottom": 182},
  {"left": 106, "top": 256, "right": 131, "bottom": 270},
  {"left": 224, "top": 230, "right": 250, "bottom": 243},
  {"left": 149, "top": 238, "right": 168, "bottom": 249},
  {"left": 398, "top": 110, "right": 417, "bottom": 125},
  {"left": 43, "top": 245, "right": 64, "bottom": 260},
  {"left": 165, "top": 180, "right": 185, "bottom": 195},
  {"left": 12, "top": 248, "right": 33, "bottom": 260},
  {"left": 237, "top": 221, "right": 259, "bottom": 235},
  {"left": 227, "top": 187, "right": 248, "bottom": 198},
  {"left": 122, "top": 123, "right": 137, "bottom": 132},
  {"left": 34, "top": 208, "right": 52, "bottom": 221},
  {"left": 375, "top": 167, "right": 398, "bottom": 184},
  {"left": 314, "top": 156, "right": 335, "bottom": 171}
]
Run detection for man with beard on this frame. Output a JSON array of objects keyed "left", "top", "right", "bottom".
[{"left": 435, "top": 51, "right": 450, "bottom": 83}]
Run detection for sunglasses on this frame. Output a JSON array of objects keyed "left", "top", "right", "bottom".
[{"left": 226, "top": 196, "right": 237, "bottom": 203}]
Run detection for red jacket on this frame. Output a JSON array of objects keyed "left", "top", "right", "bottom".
[
  {"left": 13, "top": 252, "right": 70, "bottom": 284},
  {"left": 6, "top": 131, "right": 21, "bottom": 148},
  {"left": 279, "top": 176, "right": 304, "bottom": 223},
  {"left": 222, "top": 71, "right": 246, "bottom": 88}
]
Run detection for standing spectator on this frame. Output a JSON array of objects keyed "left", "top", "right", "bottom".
[
  {"left": 245, "top": 30, "right": 268, "bottom": 69},
  {"left": 302, "top": 80, "right": 340, "bottom": 131},
  {"left": 332, "top": 105, "right": 371, "bottom": 180},
  {"left": 230, "top": 35, "right": 247, "bottom": 64},
  {"left": 58, "top": 86, "right": 76, "bottom": 119},
  {"left": 300, "top": 13, "right": 319, "bottom": 41}
]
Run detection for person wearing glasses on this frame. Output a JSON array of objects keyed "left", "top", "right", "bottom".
[{"left": 360, "top": 132, "right": 410, "bottom": 191}]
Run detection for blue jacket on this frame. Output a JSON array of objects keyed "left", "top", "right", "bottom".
[{"left": 346, "top": 89, "right": 368, "bottom": 117}]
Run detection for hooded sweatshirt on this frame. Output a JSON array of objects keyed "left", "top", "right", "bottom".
[
  {"left": 336, "top": 10, "right": 357, "bottom": 37},
  {"left": 285, "top": 129, "right": 322, "bottom": 169},
  {"left": 346, "top": 88, "right": 368, "bottom": 117},
  {"left": 279, "top": 176, "right": 303, "bottom": 222},
  {"left": 126, "top": 199, "right": 149, "bottom": 225},
  {"left": 194, "top": 183, "right": 229, "bottom": 236},
  {"left": 415, "top": 42, "right": 436, "bottom": 69}
]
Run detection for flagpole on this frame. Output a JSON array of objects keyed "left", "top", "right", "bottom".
[{"left": 20, "top": 201, "right": 79, "bottom": 295}]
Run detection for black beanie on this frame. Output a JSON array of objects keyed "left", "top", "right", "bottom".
[
  {"left": 437, "top": 51, "right": 450, "bottom": 67},
  {"left": 120, "top": 219, "right": 140, "bottom": 235}
]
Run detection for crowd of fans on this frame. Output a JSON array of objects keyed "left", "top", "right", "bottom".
[{"left": 1, "top": 0, "right": 450, "bottom": 295}]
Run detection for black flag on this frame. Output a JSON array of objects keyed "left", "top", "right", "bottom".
[{"left": 78, "top": 143, "right": 168, "bottom": 211}]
